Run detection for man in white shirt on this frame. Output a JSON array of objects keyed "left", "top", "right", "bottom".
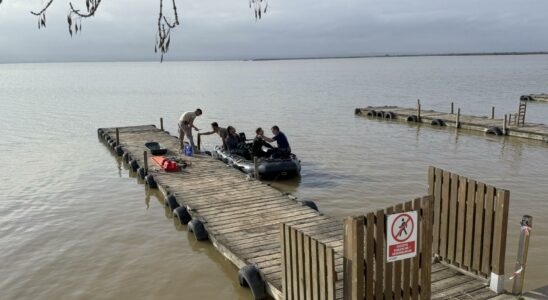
[{"left": 178, "top": 108, "right": 202, "bottom": 151}]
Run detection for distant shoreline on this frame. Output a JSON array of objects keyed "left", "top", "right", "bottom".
[
  {"left": 2, "top": 51, "right": 547, "bottom": 64},
  {"left": 250, "top": 52, "right": 548, "bottom": 62}
]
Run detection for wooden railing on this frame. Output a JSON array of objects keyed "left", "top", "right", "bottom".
[
  {"left": 428, "top": 166, "right": 510, "bottom": 290},
  {"left": 343, "top": 196, "right": 433, "bottom": 300},
  {"left": 281, "top": 223, "right": 337, "bottom": 300}
]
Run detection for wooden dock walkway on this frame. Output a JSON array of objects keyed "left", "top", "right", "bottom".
[
  {"left": 98, "top": 124, "right": 522, "bottom": 300},
  {"left": 355, "top": 106, "right": 548, "bottom": 143}
]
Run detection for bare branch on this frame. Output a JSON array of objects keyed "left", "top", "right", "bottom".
[{"left": 31, "top": 0, "right": 54, "bottom": 16}]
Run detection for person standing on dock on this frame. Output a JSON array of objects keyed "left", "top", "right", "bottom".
[
  {"left": 261, "top": 125, "right": 291, "bottom": 158},
  {"left": 178, "top": 108, "right": 202, "bottom": 151},
  {"left": 198, "top": 122, "right": 228, "bottom": 149}
]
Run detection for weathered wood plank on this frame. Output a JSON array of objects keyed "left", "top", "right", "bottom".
[
  {"left": 481, "top": 185, "right": 495, "bottom": 274},
  {"left": 473, "top": 182, "right": 486, "bottom": 272}
]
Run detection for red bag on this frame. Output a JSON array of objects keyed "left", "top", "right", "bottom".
[{"left": 162, "top": 159, "right": 180, "bottom": 172}]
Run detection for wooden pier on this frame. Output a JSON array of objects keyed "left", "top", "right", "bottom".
[
  {"left": 98, "top": 124, "right": 528, "bottom": 300},
  {"left": 355, "top": 105, "right": 548, "bottom": 143}
]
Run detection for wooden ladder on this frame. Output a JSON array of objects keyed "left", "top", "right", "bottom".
[{"left": 517, "top": 101, "right": 527, "bottom": 126}]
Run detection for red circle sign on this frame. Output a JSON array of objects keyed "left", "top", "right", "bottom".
[{"left": 390, "top": 213, "right": 414, "bottom": 242}]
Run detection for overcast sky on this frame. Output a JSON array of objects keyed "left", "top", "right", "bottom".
[{"left": 0, "top": 0, "right": 547, "bottom": 62}]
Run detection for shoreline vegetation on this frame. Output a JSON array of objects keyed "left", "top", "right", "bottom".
[
  {"left": 2, "top": 51, "right": 547, "bottom": 65},
  {"left": 250, "top": 51, "right": 548, "bottom": 61}
]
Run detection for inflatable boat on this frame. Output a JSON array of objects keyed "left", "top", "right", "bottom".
[{"left": 213, "top": 146, "right": 301, "bottom": 180}]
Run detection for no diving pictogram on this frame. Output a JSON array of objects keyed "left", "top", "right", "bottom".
[{"left": 390, "top": 213, "right": 415, "bottom": 242}]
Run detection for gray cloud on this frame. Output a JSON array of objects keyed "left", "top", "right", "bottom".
[{"left": 0, "top": 0, "right": 547, "bottom": 62}]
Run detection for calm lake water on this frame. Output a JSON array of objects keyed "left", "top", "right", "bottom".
[{"left": 1, "top": 55, "right": 547, "bottom": 299}]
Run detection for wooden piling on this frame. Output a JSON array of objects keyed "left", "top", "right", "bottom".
[
  {"left": 455, "top": 108, "right": 461, "bottom": 128},
  {"left": 512, "top": 215, "right": 533, "bottom": 295},
  {"left": 417, "top": 99, "right": 421, "bottom": 121},
  {"left": 503, "top": 114, "right": 507, "bottom": 135},
  {"left": 116, "top": 128, "right": 120, "bottom": 145},
  {"left": 451, "top": 102, "right": 454, "bottom": 114},
  {"left": 160, "top": 118, "right": 164, "bottom": 131},
  {"left": 491, "top": 106, "right": 495, "bottom": 119},
  {"left": 197, "top": 134, "right": 201, "bottom": 151},
  {"left": 143, "top": 151, "right": 148, "bottom": 175}
]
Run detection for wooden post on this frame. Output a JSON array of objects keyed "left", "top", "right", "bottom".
[
  {"left": 143, "top": 151, "right": 148, "bottom": 175},
  {"left": 451, "top": 102, "right": 454, "bottom": 114},
  {"left": 115, "top": 128, "right": 120, "bottom": 145},
  {"left": 343, "top": 216, "right": 364, "bottom": 300},
  {"left": 160, "top": 117, "right": 164, "bottom": 131},
  {"left": 197, "top": 134, "right": 201, "bottom": 151},
  {"left": 512, "top": 215, "right": 533, "bottom": 295},
  {"left": 502, "top": 114, "right": 508, "bottom": 135},
  {"left": 455, "top": 108, "right": 461, "bottom": 128},
  {"left": 491, "top": 106, "right": 495, "bottom": 119},
  {"left": 253, "top": 157, "right": 259, "bottom": 179},
  {"left": 417, "top": 99, "right": 421, "bottom": 122}
]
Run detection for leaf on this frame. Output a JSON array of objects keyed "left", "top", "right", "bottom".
[
  {"left": 86, "top": 0, "right": 90, "bottom": 12},
  {"left": 43, "top": 13, "right": 46, "bottom": 24},
  {"left": 75, "top": 23, "right": 78, "bottom": 33},
  {"left": 69, "top": 28, "right": 73, "bottom": 37},
  {"left": 41, "top": 19, "right": 46, "bottom": 28},
  {"left": 166, "top": 37, "right": 170, "bottom": 52},
  {"left": 67, "top": 15, "right": 72, "bottom": 26}
]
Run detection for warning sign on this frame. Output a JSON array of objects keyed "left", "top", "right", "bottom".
[{"left": 386, "top": 211, "right": 418, "bottom": 262}]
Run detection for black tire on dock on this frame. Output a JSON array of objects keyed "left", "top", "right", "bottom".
[
  {"left": 122, "top": 153, "right": 130, "bottom": 163},
  {"left": 406, "top": 115, "right": 419, "bottom": 122},
  {"left": 376, "top": 111, "right": 385, "bottom": 118},
  {"left": 384, "top": 111, "right": 395, "bottom": 120},
  {"left": 137, "top": 167, "right": 146, "bottom": 179},
  {"left": 366, "top": 110, "right": 377, "bottom": 117},
  {"left": 431, "top": 119, "right": 446, "bottom": 126},
  {"left": 354, "top": 108, "right": 361, "bottom": 115},
  {"left": 173, "top": 206, "right": 191, "bottom": 225},
  {"left": 129, "top": 159, "right": 139, "bottom": 172},
  {"left": 520, "top": 95, "right": 532, "bottom": 101},
  {"left": 115, "top": 145, "right": 124, "bottom": 156},
  {"left": 97, "top": 129, "right": 103, "bottom": 136},
  {"left": 165, "top": 195, "right": 180, "bottom": 211},
  {"left": 302, "top": 200, "right": 319, "bottom": 212},
  {"left": 486, "top": 127, "right": 503, "bottom": 136},
  {"left": 145, "top": 175, "right": 157, "bottom": 188},
  {"left": 188, "top": 219, "right": 208, "bottom": 241},
  {"left": 109, "top": 141, "right": 117, "bottom": 149},
  {"left": 238, "top": 265, "right": 266, "bottom": 300}
]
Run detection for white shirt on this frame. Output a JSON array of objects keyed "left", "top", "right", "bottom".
[{"left": 179, "top": 111, "right": 196, "bottom": 127}]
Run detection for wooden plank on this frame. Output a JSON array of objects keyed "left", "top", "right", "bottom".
[
  {"left": 464, "top": 179, "right": 476, "bottom": 268},
  {"left": 291, "top": 227, "right": 299, "bottom": 300},
  {"left": 409, "top": 200, "right": 419, "bottom": 300},
  {"left": 375, "top": 209, "right": 385, "bottom": 300},
  {"left": 433, "top": 168, "right": 443, "bottom": 255},
  {"left": 326, "top": 247, "right": 336, "bottom": 300},
  {"left": 481, "top": 185, "right": 495, "bottom": 274},
  {"left": 281, "top": 224, "right": 289, "bottom": 300},
  {"left": 447, "top": 173, "right": 459, "bottom": 262},
  {"left": 440, "top": 170, "right": 451, "bottom": 258},
  {"left": 304, "top": 235, "right": 312, "bottom": 300},
  {"left": 472, "top": 182, "right": 486, "bottom": 272},
  {"left": 402, "top": 204, "right": 411, "bottom": 299},
  {"left": 455, "top": 176, "right": 468, "bottom": 265},
  {"left": 298, "top": 231, "right": 306, "bottom": 300},
  {"left": 394, "top": 203, "right": 404, "bottom": 300},
  {"left": 284, "top": 226, "right": 293, "bottom": 299},
  {"left": 419, "top": 196, "right": 433, "bottom": 300},
  {"left": 365, "top": 213, "right": 375, "bottom": 300},
  {"left": 491, "top": 189, "right": 510, "bottom": 276},
  {"left": 342, "top": 216, "right": 364, "bottom": 300},
  {"left": 384, "top": 206, "right": 395, "bottom": 300},
  {"left": 311, "top": 238, "right": 320, "bottom": 300},
  {"left": 319, "top": 243, "right": 327, "bottom": 300}
]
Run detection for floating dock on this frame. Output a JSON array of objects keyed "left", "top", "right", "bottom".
[
  {"left": 355, "top": 105, "right": 548, "bottom": 143},
  {"left": 522, "top": 94, "right": 548, "bottom": 103},
  {"left": 98, "top": 124, "right": 528, "bottom": 300}
]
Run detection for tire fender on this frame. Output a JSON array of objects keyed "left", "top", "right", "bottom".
[{"left": 238, "top": 265, "right": 266, "bottom": 300}]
